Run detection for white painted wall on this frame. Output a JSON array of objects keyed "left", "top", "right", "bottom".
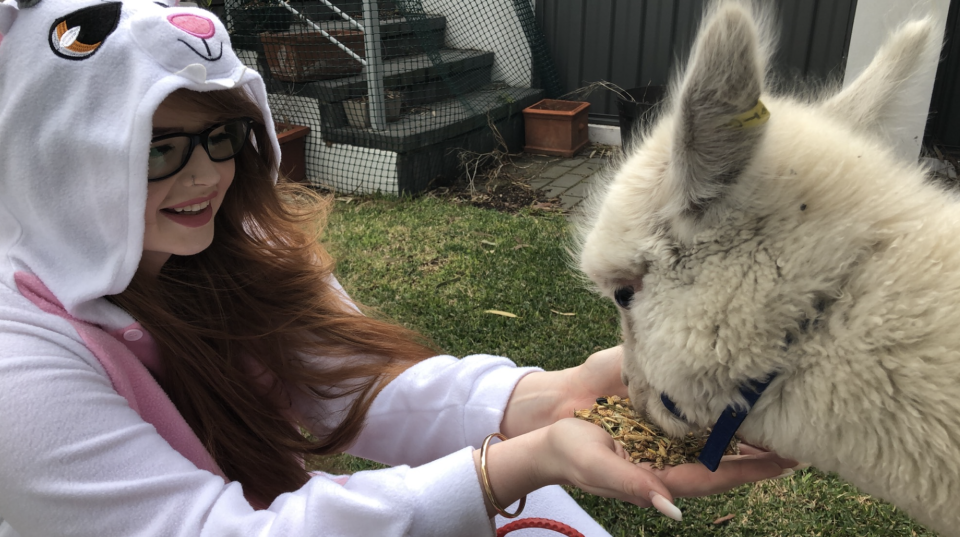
[
  {"left": 317, "top": 143, "right": 399, "bottom": 194},
  {"left": 588, "top": 124, "right": 622, "bottom": 146},
  {"left": 420, "top": 0, "right": 533, "bottom": 87},
  {"left": 844, "top": 0, "right": 950, "bottom": 162}
]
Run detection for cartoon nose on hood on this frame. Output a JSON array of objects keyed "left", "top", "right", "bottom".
[
  {"left": 0, "top": 0, "right": 278, "bottom": 325},
  {"left": 131, "top": 7, "right": 238, "bottom": 84}
]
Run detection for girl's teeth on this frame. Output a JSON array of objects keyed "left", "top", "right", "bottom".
[{"left": 172, "top": 201, "right": 210, "bottom": 213}]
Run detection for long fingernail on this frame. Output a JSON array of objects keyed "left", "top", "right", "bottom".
[
  {"left": 791, "top": 462, "right": 811, "bottom": 471},
  {"left": 649, "top": 491, "right": 682, "bottom": 521},
  {"left": 763, "top": 468, "right": 794, "bottom": 481}
]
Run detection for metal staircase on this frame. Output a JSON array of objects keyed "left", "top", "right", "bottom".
[{"left": 228, "top": 0, "right": 545, "bottom": 194}]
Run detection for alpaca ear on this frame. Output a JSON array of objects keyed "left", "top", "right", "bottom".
[
  {"left": 671, "top": 2, "right": 770, "bottom": 215},
  {"left": 822, "top": 18, "right": 941, "bottom": 138}
]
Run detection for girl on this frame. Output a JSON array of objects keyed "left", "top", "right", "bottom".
[{"left": 0, "top": 0, "right": 795, "bottom": 535}]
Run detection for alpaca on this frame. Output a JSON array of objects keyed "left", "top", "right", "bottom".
[{"left": 577, "top": 1, "right": 959, "bottom": 535}]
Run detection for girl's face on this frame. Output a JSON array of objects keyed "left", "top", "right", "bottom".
[{"left": 141, "top": 98, "right": 236, "bottom": 275}]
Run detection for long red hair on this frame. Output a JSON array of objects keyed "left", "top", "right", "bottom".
[{"left": 111, "top": 88, "right": 436, "bottom": 504}]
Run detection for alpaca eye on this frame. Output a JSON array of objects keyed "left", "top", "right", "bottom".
[{"left": 614, "top": 286, "right": 634, "bottom": 308}]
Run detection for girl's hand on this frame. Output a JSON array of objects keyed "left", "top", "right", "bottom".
[
  {"left": 479, "top": 418, "right": 792, "bottom": 522},
  {"left": 539, "top": 419, "right": 794, "bottom": 519},
  {"left": 500, "top": 346, "right": 628, "bottom": 438},
  {"left": 555, "top": 345, "right": 629, "bottom": 422},
  {"left": 495, "top": 347, "right": 800, "bottom": 520}
]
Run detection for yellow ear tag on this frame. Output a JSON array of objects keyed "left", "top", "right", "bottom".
[{"left": 727, "top": 100, "right": 769, "bottom": 129}]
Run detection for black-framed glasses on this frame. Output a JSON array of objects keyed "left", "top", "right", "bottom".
[{"left": 148, "top": 118, "right": 253, "bottom": 181}]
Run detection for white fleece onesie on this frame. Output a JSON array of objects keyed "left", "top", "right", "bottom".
[{"left": 0, "top": 0, "right": 610, "bottom": 535}]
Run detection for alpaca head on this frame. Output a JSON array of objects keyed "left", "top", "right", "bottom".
[{"left": 577, "top": 0, "right": 942, "bottom": 440}]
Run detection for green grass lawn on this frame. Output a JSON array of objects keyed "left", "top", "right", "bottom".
[{"left": 317, "top": 195, "right": 935, "bottom": 537}]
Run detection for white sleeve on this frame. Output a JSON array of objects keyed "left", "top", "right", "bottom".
[
  {"left": 298, "top": 275, "right": 544, "bottom": 467},
  {"left": 327, "top": 274, "right": 359, "bottom": 313},
  {"left": 347, "top": 354, "right": 543, "bottom": 467},
  {"left": 0, "top": 313, "right": 494, "bottom": 537},
  {"left": 287, "top": 354, "right": 543, "bottom": 468}
]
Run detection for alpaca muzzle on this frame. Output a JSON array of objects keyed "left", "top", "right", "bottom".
[{"left": 659, "top": 372, "right": 778, "bottom": 471}]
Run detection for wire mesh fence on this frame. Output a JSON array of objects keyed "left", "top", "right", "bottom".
[{"left": 222, "top": 0, "right": 562, "bottom": 194}]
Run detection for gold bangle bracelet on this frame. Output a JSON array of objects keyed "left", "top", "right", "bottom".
[{"left": 479, "top": 432, "right": 526, "bottom": 519}]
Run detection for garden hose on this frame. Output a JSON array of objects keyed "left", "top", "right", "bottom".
[{"left": 496, "top": 517, "right": 585, "bottom": 537}]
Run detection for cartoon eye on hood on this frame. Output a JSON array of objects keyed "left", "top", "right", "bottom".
[{"left": 49, "top": 2, "right": 122, "bottom": 60}]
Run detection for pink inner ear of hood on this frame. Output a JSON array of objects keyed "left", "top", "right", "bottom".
[{"left": 167, "top": 13, "right": 216, "bottom": 39}]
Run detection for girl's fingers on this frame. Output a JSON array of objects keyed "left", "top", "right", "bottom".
[
  {"left": 583, "top": 444, "right": 685, "bottom": 519},
  {"left": 579, "top": 346, "right": 630, "bottom": 398},
  {"left": 723, "top": 443, "right": 801, "bottom": 469},
  {"left": 561, "top": 425, "right": 677, "bottom": 515},
  {"left": 644, "top": 458, "right": 785, "bottom": 498},
  {"left": 708, "top": 458, "right": 788, "bottom": 488},
  {"left": 560, "top": 420, "right": 798, "bottom": 521},
  {"left": 735, "top": 443, "right": 769, "bottom": 455},
  {"left": 613, "top": 440, "right": 629, "bottom": 461}
]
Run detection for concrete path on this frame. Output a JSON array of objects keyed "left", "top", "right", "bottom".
[
  {"left": 523, "top": 151, "right": 958, "bottom": 215},
  {"left": 525, "top": 149, "right": 616, "bottom": 212}
]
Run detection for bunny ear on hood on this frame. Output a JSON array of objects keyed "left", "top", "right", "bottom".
[{"left": 0, "top": 0, "right": 280, "bottom": 325}]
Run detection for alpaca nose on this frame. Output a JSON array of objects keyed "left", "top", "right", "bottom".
[{"left": 167, "top": 13, "right": 215, "bottom": 39}]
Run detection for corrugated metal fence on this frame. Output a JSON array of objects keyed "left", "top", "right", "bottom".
[
  {"left": 926, "top": 0, "right": 960, "bottom": 157},
  {"left": 535, "top": 0, "right": 857, "bottom": 124}
]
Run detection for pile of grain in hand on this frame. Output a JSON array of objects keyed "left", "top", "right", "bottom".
[{"left": 574, "top": 395, "right": 738, "bottom": 469}]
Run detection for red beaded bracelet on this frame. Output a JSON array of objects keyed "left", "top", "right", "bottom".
[{"left": 497, "top": 517, "right": 586, "bottom": 537}]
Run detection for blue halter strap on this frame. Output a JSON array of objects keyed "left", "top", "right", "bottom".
[{"left": 660, "top": 373, "right": 778, "bottom": 472}]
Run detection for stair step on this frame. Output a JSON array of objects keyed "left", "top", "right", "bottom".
[
  {"left": 279, "top": 15, "right": 446, "bottom": 60},
  {"left": 394, "top": 86, "right": 545, "bottom": 193},
  {"left": 322, "top": 86, "right": 543, "bottom": 153},
  {"left": 231, "top": 14, "right": 446, "bottom": 60},
  {"left": 381, "top": 16, "right": 445, "bottom": 60},
  {"left": 317, "top": 62, "right": 493, "bottom": 128},
  {"left": 279, "top": 49, "right": 495, "bottom": 104},
  {"left": 301, "top": 0, "right": 401, "bottom": 20}
]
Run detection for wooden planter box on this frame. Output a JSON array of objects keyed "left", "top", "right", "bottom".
[
  {"left": 522, "top": 99, "right": 591, "bottom": 158},
  {"left": 343, "top": 95, "right": 402, "bottom": 128},
  {"left": 261, "top": 30, "right": 365, "bottom": 82},
  {"left": 276, "top": 123, "right": 310, "bottom": 183}
]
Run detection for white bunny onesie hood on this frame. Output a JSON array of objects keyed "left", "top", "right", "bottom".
[
  {"left": 0, "top": 0, "right": 588, "bottom": 535},
  {"left": 0, "top": 0, "right": 280, "bottom": 323}
]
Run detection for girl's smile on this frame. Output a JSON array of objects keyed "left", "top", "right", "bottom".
[
  {"left": 160, "top": 191, "right": 219, "bottom": 227},
  {"left": 141, "top": 98, "right": 236, "bottom": 276}
]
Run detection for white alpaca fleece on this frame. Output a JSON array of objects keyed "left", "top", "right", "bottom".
[{"left": 578, "top": 1, "right": 959, "bottom": 535}]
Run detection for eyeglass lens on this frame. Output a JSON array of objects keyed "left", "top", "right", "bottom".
[{"left": 148, "top": 120, "right": 250, "bottom": 181}]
